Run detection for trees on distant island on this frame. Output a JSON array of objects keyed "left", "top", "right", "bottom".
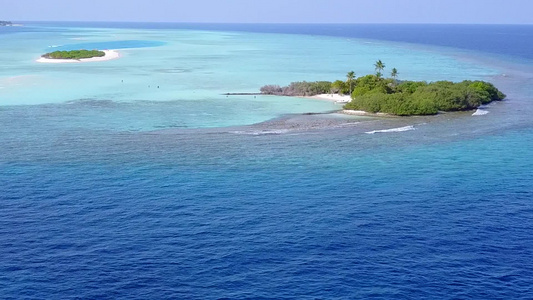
[
  {"left": 42, "top": 49, "right": 105, "bottom": 60},
  {"left": 259, "top": 60, "right": 506, "bottom": 116},
  {"left": 260, "top": 81, "right": 332, "bottom": 96},
  {"left": 0, "top": 21, "right": 13, "bottom": 26}
]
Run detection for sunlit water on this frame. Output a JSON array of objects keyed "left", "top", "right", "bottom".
[{"left": 1, "top": 23, "right": 532, "bottom": 299}]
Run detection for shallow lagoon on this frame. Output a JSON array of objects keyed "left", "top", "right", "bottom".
[{"left": 0, "top": 23, "right": 503, "bottom": 128}]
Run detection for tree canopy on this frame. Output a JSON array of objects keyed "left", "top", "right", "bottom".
[
  {"left": 374, "top": 60, "right": 385, "bottom": 76},
  {"left": 346, "top": 71, "right": 355, "bottom": 95},
  {"left": 42, "top": 49, "right": 105, "bottom": 60},
  {"left": 260, "top": 81, "right": 332, "bottom": 96},
  {"left": 391, "top": 68, "right": 398, "bottom": 80},
  {"left": 344, "top": 77, "right": 506, "bottom": 115}
]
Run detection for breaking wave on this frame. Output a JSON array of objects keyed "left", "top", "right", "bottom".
[{"left": 366, "top": 125, "right": 415, "bottom": 134}]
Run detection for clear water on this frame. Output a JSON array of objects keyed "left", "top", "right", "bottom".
[
  {"left": 1, "top": 23, "right": 533, "bottom": 299},
  {"left": 50, "top": 40, "right": 167, "bottom": 51}
]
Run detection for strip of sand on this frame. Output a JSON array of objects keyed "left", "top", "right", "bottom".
[
  {"left": 306, "top": 94, "right": 390, "bottom": 116},
  {"left": 342, "top": 109, "right": 371, "bottom": 115},
  {"left": 36, "top": 50, "right": 120, "bottom": 64},
  {"left": 309, "top": 93, "right": 352, "bottom": 103}
]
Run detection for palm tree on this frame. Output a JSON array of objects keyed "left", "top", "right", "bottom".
[
  {"left": 391, "top": 68, "right": 398, "bottom": 80},
  {"left": 346, "top": 71, "right": 355, "bottom": 95},
  {"left": 374, "top": 60, "right": 385, "bottom": 78}
]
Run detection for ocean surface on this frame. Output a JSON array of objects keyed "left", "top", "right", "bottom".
[{"left": 1, "top": 23, "right": 533, "bottom": 299}]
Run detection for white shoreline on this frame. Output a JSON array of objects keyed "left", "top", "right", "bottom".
[
  {"left": 303, "top": 94, "right": 379, "bottom": 116},
  {"left": 308, "top": 93, "right": 352, "bottom": 103},
  {"left": 36, "top": 50, "right": 121, "bottom": 64},
  {"left": 300, "top": 93, "right": 393, "bottom": 116},
  {"left": 342, "top": 109, "right": 372, "bottom": 116}
]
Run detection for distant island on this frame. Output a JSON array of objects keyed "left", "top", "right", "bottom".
[
  {"left": 260, "top": 60, "right": 506, "bottom": 116},
  {"left": 37, "top": 49, "right": 120, "bottom": 64},
  {"left": 0, "top": 21, "right": 13, "bottom": 26},
  {"left": 41, "top": 50, "right": 106, "bottom": 60}
]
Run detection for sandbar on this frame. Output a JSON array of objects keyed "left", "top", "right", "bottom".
[{"left": 36, "top": 50, "right": 120, "bottom": 64}]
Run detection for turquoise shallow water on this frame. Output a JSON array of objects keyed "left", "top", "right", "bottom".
[
  {"left": 1, "top": 23, "right": 533, "bottom": 299},
  {"left": 50, "top": 40, "right": 167, "bottom": 51},
  {"left": 0, "top": 23, "right": 499, "bottom": 127}
]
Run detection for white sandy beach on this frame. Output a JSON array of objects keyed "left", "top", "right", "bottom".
[
  {"left": 305, "top": 94, "right": 370, "bottom": 115},
  {"left": 307, "top": 94, "right": 392, "bottom": 116},
  {"left": 342, "top": 109, "right": 371, "bottom": 115},
  {"left": 36, "top": 50, "right": 120, "bottom": 64},
  {"left": 309, "top": 93, "right": 352, "bottom": 103}
]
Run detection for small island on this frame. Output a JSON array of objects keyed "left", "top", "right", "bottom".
[
  {"left": 37, "top": 49, "right": 120, "bottom": 64},
  {"left": 260, "top": 60, "right": 506, "bottom": 116},
  {"left": 0, "top": 21, "right": 13, "bottom": 26},
  {"left": 42, "top": 49, "right": 106, "bottom": 60}
]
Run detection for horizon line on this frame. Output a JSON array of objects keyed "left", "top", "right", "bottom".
[{"left": 11, "top": 20, "right": 533, "bottom": 26}]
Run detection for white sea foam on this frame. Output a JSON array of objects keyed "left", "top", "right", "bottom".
[
  {"left": 366, "top": 125, "right": 415, "bottom": 134},
  {"left": 231, "top": 129, "right": 291, "bottom": 136},
  {"left": 472, "top": 109, "right": 489, "bottom": 116}
]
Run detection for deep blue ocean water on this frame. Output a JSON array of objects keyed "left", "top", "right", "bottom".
[{"left": 1, "top": 23, "right": 533, "bottom": 299}]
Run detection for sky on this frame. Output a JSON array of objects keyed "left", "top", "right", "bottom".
[{"left": 1, "top": 0, "right": 532, "bottom": 24}]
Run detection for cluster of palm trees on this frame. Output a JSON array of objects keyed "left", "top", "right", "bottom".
[
  {"left": 373, "top": 60, "right": 398, "bottom": 79},
  {"left": 346, "top": 60, "right": 399, "bottom": 94}
]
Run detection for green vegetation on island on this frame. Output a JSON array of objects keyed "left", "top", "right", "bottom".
[
  {"left": 343, "top": 76, "right": 505, "bottom": 115},
  {"left": 260, "top": 60, "right": 506, "bottom": 116},
  {"left": 260, "top": 81, "right": 332, "bottom": 96},
  {"left": 42, "top": 49, "right": 105, "bottom": 60}
]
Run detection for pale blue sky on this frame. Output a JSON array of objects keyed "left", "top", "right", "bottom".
[{"left": 1, "top": 0, "right": 532, "bottom": 24}]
